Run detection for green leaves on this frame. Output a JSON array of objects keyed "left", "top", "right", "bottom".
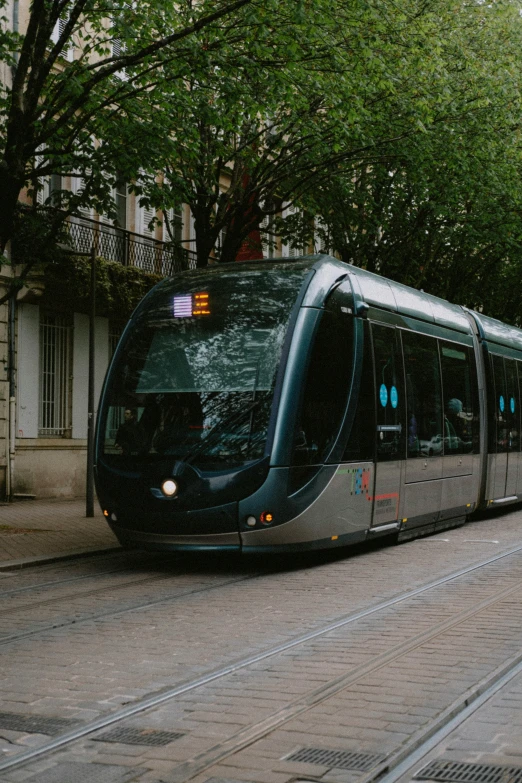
[{"left": 3, "top": 0, "right": 522, "bottom": 323}]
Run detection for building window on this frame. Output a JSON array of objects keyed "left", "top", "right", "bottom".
[
  {"left": 261, "top": 204, "right": 276, "bottom": 259},
  {"left": 39, "top": 314, "right": 72, "bottom": 437},
  {"left": 109, "top": 324, "right": 123, "bottom": 359},
  {"left": 107, "top": 324, "right": 125, "bottom": 441},
  {"left": 50, "top": 11, "right": 74, "bottom": 61},
  {"left": 115, "top": 179, "right": 128, "bottom": 229},
  {"left": 164, "top": 205, "right": 183, "bottom": 244}
]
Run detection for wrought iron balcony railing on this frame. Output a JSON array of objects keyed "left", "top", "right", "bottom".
[{"left": 67, "top": 214, "right": 198, "bottom": 275}]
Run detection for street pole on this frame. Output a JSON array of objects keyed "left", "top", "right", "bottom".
[{"left": 86, "top": 245, "right": 96, "bottom": 517}]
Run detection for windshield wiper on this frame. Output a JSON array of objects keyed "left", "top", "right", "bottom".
[{"left": 183, "top": 398, "right": 263, "bottom": 466}]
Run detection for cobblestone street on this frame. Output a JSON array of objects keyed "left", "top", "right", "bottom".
[{"left": 1, "top": 507, "right": 522, "bottom": 783}]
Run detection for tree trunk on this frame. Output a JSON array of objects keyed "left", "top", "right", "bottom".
[{"left": 0, "top": 164, "right": 26, "bottom": 255}]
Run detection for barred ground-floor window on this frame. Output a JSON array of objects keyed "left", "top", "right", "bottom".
[
  {"left": 106, "top": 322, "right": 125, "bottom": 441},
  {"left": 39, "top": 313, "right": 73, "bottom": 437}
]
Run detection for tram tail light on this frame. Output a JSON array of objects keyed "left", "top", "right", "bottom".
[{"left": 260, "top": 511, "right": 274, "bottom": 525}]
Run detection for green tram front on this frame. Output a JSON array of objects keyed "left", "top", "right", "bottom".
[{"left": 95, "top": 256, "right": 373, "bottom": 552}]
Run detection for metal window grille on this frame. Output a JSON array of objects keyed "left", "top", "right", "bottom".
[
  {"left": 39, "top": 314, "right": 72, "bottom": 436},
  {"left": 107, "top": 325, "right": 124, "bottom": 441},
  {"left": 109, "top": 325, "right": 122, "bottom": 359},
  {"left": 261, "top": 212, "right": 277, "bottom": 258}
]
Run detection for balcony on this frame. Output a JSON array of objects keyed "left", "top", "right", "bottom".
[{"left": 66, "top": 214, "right": 198, "bottom": 275}]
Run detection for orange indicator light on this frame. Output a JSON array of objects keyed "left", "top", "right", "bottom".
[
  {"left": 260, "top": 511, "right": 274, "bottom": 524},
  {"left": 192, "top": 292, "right": 210, "bottom": 316},
  {"left": 103, "top": 509, "right": 109, "bottom": 517}
]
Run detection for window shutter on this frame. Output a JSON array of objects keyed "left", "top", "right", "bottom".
[
  {"left": 260, "top": 203, "right": 276, "bottom": 258},
  {"left": 136, "top": 199, "right": 155, "bottom": 239},
  {"left": 282, "top": 204, "right": 298, "bottom": 257},
  {"left": 112, "top": 1, "right": 134, "bottom": 79},
  {"left": 35, "top": 153, "right": 50, "bottom": 205},
  {"left": 165, "top": 206, "right": 183, "bottom": 243},
  {"left": 189, "top": 208, "right": 196, "bottom": 252},
  {"left": 142, "top": 205, "right": 155, "bottom": 238},
  {"left": 51, "top": 13, "right": 73, "bottom": 61},
  {"left": 112, "top": 38, "right": 122, "bottom": 58},
  {"left": 314, "top": 218, "right": 329, "bottom": 254},
  {"left": 36, "top": 179, "right": 50, "bottom": 205},
  {"left": 71, "top": 177, "right": 93, "bottom": 219}
]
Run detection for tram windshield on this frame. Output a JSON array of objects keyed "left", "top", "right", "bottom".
[{"left": 100, "top": 265, "right": 309, "bottom": 470}]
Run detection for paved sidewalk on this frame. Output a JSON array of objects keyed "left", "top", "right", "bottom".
[{"left": 0, "top": 497, "right": 120, "bottom": 570}]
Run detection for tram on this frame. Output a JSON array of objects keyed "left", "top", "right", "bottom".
[{"left": 95, "top": 254, "right": 522, "bottom": 552}]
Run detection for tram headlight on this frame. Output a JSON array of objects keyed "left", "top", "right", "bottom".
[{"left": 161, "top": 479, "right": 178, "bottom": 498}]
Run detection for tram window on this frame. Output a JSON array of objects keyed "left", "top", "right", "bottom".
[
  {"left": 518, "top": 362, "right": 522, "bottom": 451},
  {"left": 505, "top": 359, "right": 519, "bottom": 453},
  {"left": 101, "top": 268, "right": 308, "bottom": 468},
  {"left": 372, "top": 324, "right": 405, "bottom": 462},
  {"left": 342, "top": 321, "right": 375, "bottom": 462},
  {"left": 439, "top": 342, "right": 478, "bottom": 455},
  {"left": 491, "top": 355, "right": 508, "bottom": 454},
  {"left": 291, "top": 293, "right": 353, "bottom": 466},
  {"left": 402, "top": 331, "right": 443, "bottom": 459}
]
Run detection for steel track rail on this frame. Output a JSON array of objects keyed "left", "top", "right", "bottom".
[
  {"left": 358, "top": 650, "right": 522, "bottom": 783},
  {"left": 139, "top": 577, "right": 522, "bottom": 783},
  {"left": 0, "top": 570, "right": 212, "bottom": 616},
  {"left": 1, "top": 566, "right": 135, "bottom": 598},
  {"left": 0, "top": 551, "right": 180, "bottom": 598},
  {"left": 1, "top": 543, "right": 522, "bottom": 775},
  {"left": 0, "top": 573, "right": 256, "bottom": 645}
]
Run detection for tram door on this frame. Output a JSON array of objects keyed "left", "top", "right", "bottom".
[
  {"left": 402, "top": 331, "right": 443, "bottom": 525},
  {"left": 504, "top": 359, "right": 519, "bottom": 496},
  {"left": 490, "top": 355, "right": 520, "bottom": 499},
  {"left": 371, "top": 324, "right": 405, "bottom": 527}
]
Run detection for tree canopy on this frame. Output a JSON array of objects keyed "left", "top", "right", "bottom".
[
  {"left": 0, "top": 0, "right": 259, "bottom": 271},
  {"left": 3, "top": 0, "right": 522, "bottom": 321}
]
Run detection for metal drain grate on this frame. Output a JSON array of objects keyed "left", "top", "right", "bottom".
[
  {"left": 0, "top": 711, "right": 78, "bottom": 735},
  {"left": 415, "top": 760, "right": 522, "bottom": 783},
  {"left": 26, "top": 761, "right": 145, "bottom": 783},
  {"left": 285, "top": 747, "right": 386, "bottom": 772},
  {"left": 93, "top": 727, "right": 185, "bottom": 746}
]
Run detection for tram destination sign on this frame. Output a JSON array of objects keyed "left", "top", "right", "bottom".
[{"left": 173, "top": 292, "right": 210, "bottom": 318}]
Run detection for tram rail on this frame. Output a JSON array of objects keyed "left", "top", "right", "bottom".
[
  {"left": 358, "top": 653, "right": 522, "bottom": 783},
  {"left": 2, "top": 541, "right": 522, "bottom": 777},
  {"left": 0, "top": 550, "right": 182, "bottom": 599},
  {"left": 0, "top": 572, "right": 257, "bottom": 645}
]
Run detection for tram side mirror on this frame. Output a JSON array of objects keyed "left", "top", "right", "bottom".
[{"left": 355, "top": 301, "right": 369, "bottom": 317}]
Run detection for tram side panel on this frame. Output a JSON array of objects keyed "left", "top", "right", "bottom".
[
  {"left": 391, "top": 320, "right": 481, "bottom": 537},
  {"left": 241, "top": 280, "right": 374, "bottom": 551},
  {"left": 239, "top": 464, "right": 372, "bottom": 551},
  {"left": 484, "top": 348, "right": 522, "bottom": 505},
  {"left": 243, "top": 307, "right": 483, "bottom": 550}
]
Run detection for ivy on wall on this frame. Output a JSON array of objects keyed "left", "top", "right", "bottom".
[{"left": 40, "top": 255, "right": 162, "bottom": 321}]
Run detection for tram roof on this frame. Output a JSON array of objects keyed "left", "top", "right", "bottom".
[
  {"left": 466, "top": 310, "right": 522, "bottom": 352},
  {"left": 302, "top": 255, "right": 472, "bottom": 335},
  {"left": 157, "top": 255, "right": 522, "bottom": 348},
  {"left": 310, "top": 255, "right": 522, "bottom": 349}
]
